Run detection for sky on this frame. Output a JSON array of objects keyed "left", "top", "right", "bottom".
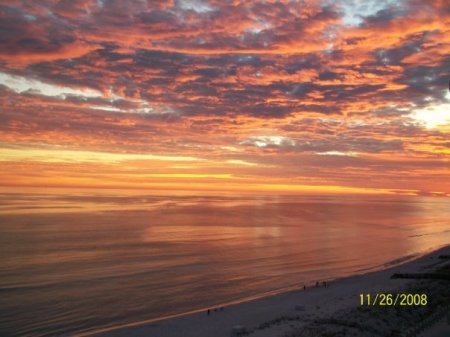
[{"left": 0, "top": 0, "right": 449, "bottom": 195}]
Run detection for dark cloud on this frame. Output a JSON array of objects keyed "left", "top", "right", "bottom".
[
  {"left": 138, "top": 10, "right": 178, "bottom": 25},
  {"left": 362, "top": 7, "right": 405, "bottom": 27},
  {"left": 242, "top": 136, "right": 403, "bottom": 153},
  {"left": 318, "top": 71, "right": 342, "bottom": 81},
  {"left": 397, "top": 64, "right": 450, "bottom": 100},
  {"left": 374, "top": 38, "right": 424, "bottom": 66}
]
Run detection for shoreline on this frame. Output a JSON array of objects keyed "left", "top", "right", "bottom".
[{"left": 77, "top": 244, "right": 450, "bottom": 337}]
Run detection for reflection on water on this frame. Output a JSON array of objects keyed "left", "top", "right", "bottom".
[{"left": 0, "top": 193, "right": 449, "bottom": 336}]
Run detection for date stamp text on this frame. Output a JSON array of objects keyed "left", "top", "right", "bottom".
[{"left": 359, "top": 293, "right": 427, "bottom": 306}]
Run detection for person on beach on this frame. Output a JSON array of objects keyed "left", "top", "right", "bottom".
[
  {"left": 303, "top": 285, "right": 306, "bottom": 291},
  {"left": 207, "top": 309, "right": 210, "bottom": 316}
]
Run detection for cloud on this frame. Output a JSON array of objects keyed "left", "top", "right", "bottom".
[
  {"left": 240, "top": 136, "right": 296, "bottom": 148},
  {"left": 0, "top": 72, "right": 102, "bottom": 98},
  {"left": 0, "top": 147, "right": 204, "bottom": 164},
  {"left": 316, "top": 151, "right": 359, "bottom": 157},
  {"left": 175, "top": 0, "right": 215, "bottom": 13},
  {"left": 334, "top": 0, "right": 407, "bottom": 26},
  {"left": 0, "top": 0, "right": 449, "bottom": 193}
]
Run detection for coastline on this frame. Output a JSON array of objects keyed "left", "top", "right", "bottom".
[{"left": 77, "top": 244, "right": 450, "bottom": 337}]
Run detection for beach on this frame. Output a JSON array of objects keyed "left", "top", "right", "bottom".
[{"left": 84, "top": 244, "right": 450, "bottom": 337}]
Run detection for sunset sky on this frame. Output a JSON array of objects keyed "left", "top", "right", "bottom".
[{"left": 0, "top": 0, "right": 449, "bottom": 195}]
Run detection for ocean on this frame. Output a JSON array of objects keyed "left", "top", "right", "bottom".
[{"left": 1, "top": 192, "right": 449, "bottom": 336}]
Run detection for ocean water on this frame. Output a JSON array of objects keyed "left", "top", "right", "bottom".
[{"left": 0, "top": 192, "right": 449, "bottom": 336}]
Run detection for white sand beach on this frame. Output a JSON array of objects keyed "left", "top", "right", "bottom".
[{"left": 80, "top": 244, "right": 450, "bottom": 337}]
